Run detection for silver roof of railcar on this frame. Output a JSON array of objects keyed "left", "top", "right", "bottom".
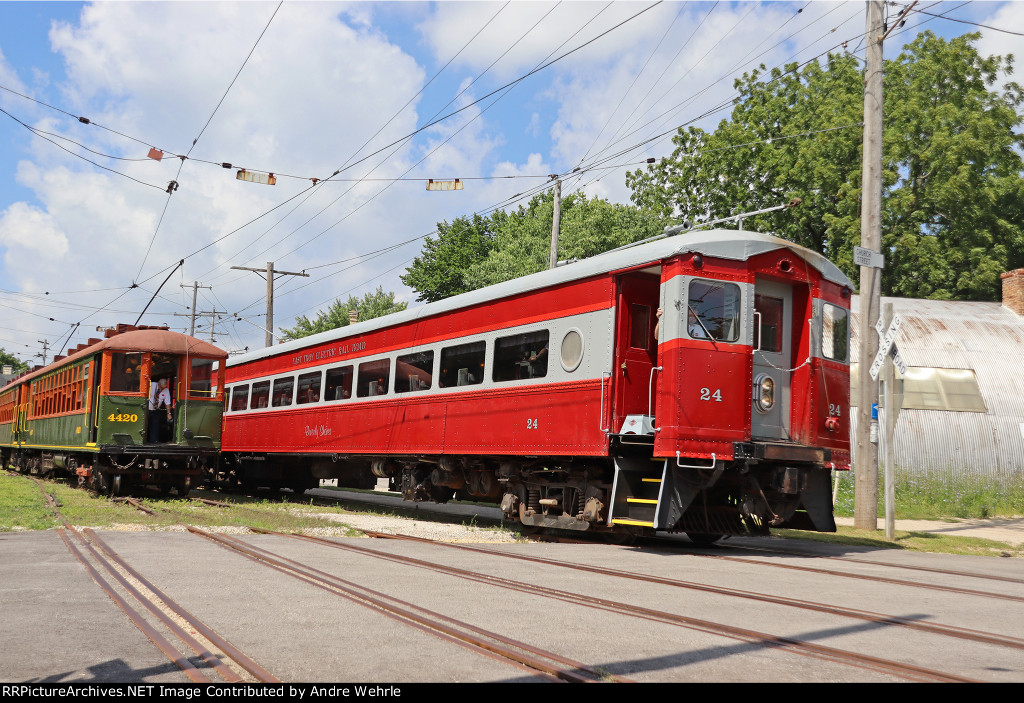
[{"left": 231, "top": 228, "right": 852, "bottom": 367}]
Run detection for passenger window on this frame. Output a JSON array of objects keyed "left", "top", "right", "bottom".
[
  {"left": 440, "top": 341, "right": 485, "bottom": 387},
  {"left": 324, "top": 366, "right": 353, "bottom": 401},
  {"left": 271, "top": 377, "right": 294, "bottom": 407},
  {"left": 754, "top": 295, "right": 784, "bottom": 352},
  {"left": 230, "top": 385, "right": 250, "bottom": 411},
  {"left": 396, "top": 351, "right": 433, "bottom": 393},
  {"left": 357, "top": 359, "right": 391, "bottom": 398},
  {"left": 250, "top": 381, "right": 271, "bottom": 409},
  {"left": 822, "top": 304, "right": 849, "bottom": 361},
  {"left": 493, "top": 331, "right": 549, "bottom": 382},
  {"left": 688, "top": 280, "right": 741, "bottom": 342},
  {"left": 296, "top": 371, "right": 322, "bottom": 404}
]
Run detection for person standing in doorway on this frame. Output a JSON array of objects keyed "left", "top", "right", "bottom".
[{"left": 148, "top": 377, "right": 172, "bottom": 443}]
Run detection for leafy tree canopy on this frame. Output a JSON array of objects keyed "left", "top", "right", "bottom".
[
  {"left": 400, "top": 213, "right": 498, "bottom": 302},
  {"left": 627, "top": 32, "right": 1024, "bottom": 301},
  {"left": 403, "top": 191, "right": 668, "bottom": 301},
  {"left": 0, "top": 348, "right": 28, "bottom": 373},
  {"left": 279, "top": 286, "right": 408, "bottom": 341}
]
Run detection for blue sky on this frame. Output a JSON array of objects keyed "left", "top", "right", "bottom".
[{"left": 0, "top": 1, "right": 1021, "bottom": 361}]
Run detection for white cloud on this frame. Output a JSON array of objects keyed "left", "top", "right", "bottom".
[
  {"left": 4, "top": 2, "right": 442, "bottom": 350},
  {"left": 975, "top": 2, "right": 1024, "bottom": 89},
  {"left": 0, "top": 201, "right": 69, "bottom": 268}
]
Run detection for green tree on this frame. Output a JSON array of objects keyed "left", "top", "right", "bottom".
[
  {"left": 280, "top": 287, "right": 407, "bottom": 341},
  {"left": 0, "top": 348, "right": 27, "bottom": 372},
  {"left": 399, "top": 213, "right": 497, "bottom": 302},
  {"left": 403, "top": 190, "right": 667, "bottom": 301},
  {"left": 627, "top": 32, "right": 1024, "bottom": 301}
]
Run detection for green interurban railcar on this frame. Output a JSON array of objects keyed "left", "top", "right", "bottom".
[{"left": 0, "top": 324, "right": 227, "bottom": 496}]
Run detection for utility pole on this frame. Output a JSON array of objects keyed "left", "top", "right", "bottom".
[
  {"left": 36, "top": 339, "right": 50, "bottom": 366},
  {"left": 855, "top": 0, "right": 884, "bottom": 531},
  {"left": 548, "top": 177, "right": 561, "bottom": 269},
  {"left": 231, "top": 262, "right": 309, "bottom": 347},
  {"left": 173, "top": 308, "right": 224, "bottom": 344},
  {"left": 181, "top": 281, "right": 212, "bottom": 337}
]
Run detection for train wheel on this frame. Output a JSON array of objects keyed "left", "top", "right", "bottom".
[
  {"left": 175, "top": 477, "right": 191, "bottom": 498},
  {"left": 604, "top": 528, "right": 639, "bottom": 545},
  {"left": 90, "top": 469, "right": 105, "bottom": 494},
  {"left": 686, "top": 532, "right": 724, "bottom": 546}
]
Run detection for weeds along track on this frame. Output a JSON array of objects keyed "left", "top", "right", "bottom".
[{"left": 31, "top": 479, "right": 279, "bottom": 684}]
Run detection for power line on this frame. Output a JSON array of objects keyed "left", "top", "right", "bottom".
[{"left": 132, "top": 1, "right": 283, "bottom": 283}]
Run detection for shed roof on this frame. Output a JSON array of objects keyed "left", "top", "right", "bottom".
[{"left": 850, "top": 295, "right": 1024, "bottom": 475}]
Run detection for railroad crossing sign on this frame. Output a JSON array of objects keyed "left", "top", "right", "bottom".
[{"left": 869, "top": 313, "right": 905, "bottom": 381}]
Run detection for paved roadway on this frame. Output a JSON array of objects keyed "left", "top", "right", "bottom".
[{"left": 2, "top": 496, "right": 1023, "bottom": 684}]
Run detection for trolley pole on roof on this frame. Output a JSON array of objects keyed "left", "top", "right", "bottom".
[
  {"left": 855, "top": 0, "right": 884, "bottom": 531},
  {"left": 548, "top": 177, "right": 561, "bottom": 270},
  {"left": 230, "top": 262, "right": 309, "bottom": 347}
]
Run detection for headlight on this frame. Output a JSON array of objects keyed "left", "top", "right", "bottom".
[{"left": 754, "top": 373, "right": 775, "bottom": 413}]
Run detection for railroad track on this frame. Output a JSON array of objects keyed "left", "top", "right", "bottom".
[
  {"left": 354, "top": 531, "right": 1024, "bottom": 653},
  {"left": 31, "top": 479, "right": 279, "bottom": 684},
  {"left": 186, "top": 526, "right": 627, "bottom": 683},
  {"left": 226, "top": 528, "right": 978, "bottom": 683},
  {"left": 709, "top": 540, "right": 1024, "bottom": 586},
  {"left": 13, "top": 475, "right": 1018, "bottom": 681}
]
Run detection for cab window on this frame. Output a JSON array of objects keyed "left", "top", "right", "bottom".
[
  {"left": 108, "top": 352, "right": 143, "bottom": 393},
  {"left": 189, "top": 358, "right": 220, "bottom": 399},
  {"left": 688, "top": 280, "right": 741, "bottom": 342},
  {"left": 822, "top": 303, "right": 849, "bottom": 361}
]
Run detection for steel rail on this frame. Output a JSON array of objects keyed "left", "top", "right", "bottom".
[
  {"left": 712, "top": 542, "right": 1024, "bottom": 586},
  {"left": 56, "top": 528, "right": 212, "bottom": 683},
  {"left": 32, "top": 479, "right": 265, "bottom": 683},
  {"left": 82, "top": 528, "right": 280, "bottom": 683},
  {"left": 693, "top": 551, "right": 1024, "bottom": 603},
  {"left": 358, "top": 532, "right": 1024, "bottom": 652},
  {"left": 271, "top": 531, "right": 977, "bottom": 683},
  {"left": 187, "top": 526, "right": 623, "bottom": 683}
]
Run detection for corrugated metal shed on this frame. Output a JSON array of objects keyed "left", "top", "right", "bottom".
[{"left": 850, "top": 295, "right": 1024, "bottom": 477}]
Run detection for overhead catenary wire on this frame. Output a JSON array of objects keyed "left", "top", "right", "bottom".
[
  {"left": 7, "top": 1, "right": 993, "bottom": 355},
  {"left": 199, "top": 1, "right": 615, "bottom": 291},
  {"left": 258, "top": 5, "right": 627, "bottom": 317},
  {"left": 132, "top": 1, "right": 284, "bottom": 284},
  {"left": 207, "top": 1, "right": 625, "bottom": 308},
  {"left": 191, "top": 1, "right": 545, "bottom": 285}
]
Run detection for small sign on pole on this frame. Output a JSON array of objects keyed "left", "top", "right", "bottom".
[{"left": 853, "top": 245, "right": 885, "bottom": 269}]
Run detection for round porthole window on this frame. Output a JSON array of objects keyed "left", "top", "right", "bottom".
[{"left": 560, "top": 329, "right": 584, "bottom": 372}]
